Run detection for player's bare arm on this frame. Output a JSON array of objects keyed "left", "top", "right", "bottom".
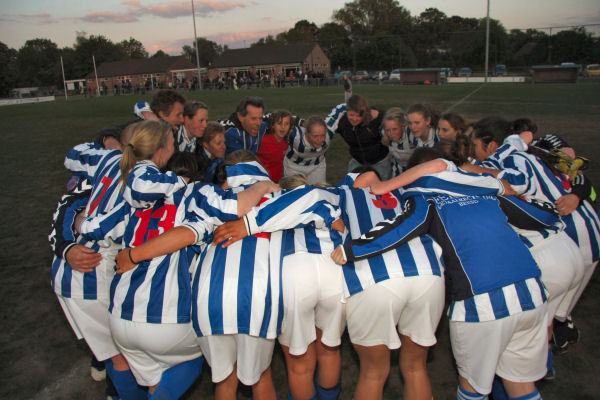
[
  {"left": 115, "top": 226, "right": 196, "bottom": 274},
  {"left": 65, "top": 245, "right": 103, "bottom": 273},
  {"left": 212, "top": 219, "right": 248, "bottom": 248}
]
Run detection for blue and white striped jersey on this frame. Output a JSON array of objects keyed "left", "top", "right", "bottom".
[
  {"left": 54, "top": 143, "right": 125, "bottom": 300},
  {"left": 175, "top": 124, "right": 198, "bottom": 152},
  {"left": 485, "top": 139, "right": 600, "bottom": 261},
  {"left": 284, "top": 126, "right": 333, "bottom": 167},
  {"left": 80, "top": 182, "right": 239, "bottom": 324},
  {"left": 223, "top": 121, "right": 269, "bottom": 155},
  {"left": 388, "top": 127, "right": 440, "bottom": 176},
  {"left": 330, "top": 174, "right": 445, "bottom": 298},
  {"left": 342, "top": 187, "right": 549, "bottom": 322},
  {"left": 122, "top": 160, "right": 186, "bottom": 210},
  {"left": 244, "top": 185, "right": 343, "bottom": 257},
  {"left": 190, "top": 162, "right": 280, "bottom": 338}
]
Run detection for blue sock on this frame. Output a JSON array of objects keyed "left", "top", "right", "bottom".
[
  {"left": 491, "top": 375, "right": 509, "bottom": 400},
  {"left": 457, "top": 385, "right": 487, "bottom": 400},
  {"left": 287, "top": 388, "right": 316, "bottom": 400},
  {"left": 149, "top": 356, "right": 204, "bottom": 400},
  {"left": 509, "top": 389, "right": 541, "bottom": 400},
  {"left": 105, "top": 359, "right": 147, "bottom": 400},
  {"left": 314, "top": 373, "right": 341, "bottom": 400},
  {"left": 546, "top": 347, "right": 553, "bottom": 372}
]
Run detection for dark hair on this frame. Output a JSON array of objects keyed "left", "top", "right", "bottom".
[
  {"left": 347, "top": 94, "right": 372, "bottom": 126},
  {"left": 236, "top": 96, "right": 264, "bottom": 116},
  {"left": 510, "top": 118, "right": 538, "bottom": 135},
  {"left": 407, "top": 147, "right": 444, "bottom": 169},
  {"left": 150, "top": 89, "right": 186, "bottom": 117},
  {"left": 166, "top": 152, "right": 205, "bottom": 182},
  {"left": 267, "top": 110, "right": 293, "bottom": 137},
  {"left": 183, "top": 101, "right": 208, "bottom": 119},
  {"left": 305, "top": 115, "right": 327, "bottom": 134},
  {"left": 213, "top": 150, "right": 261, "bottom": 186},
  {"left": 351, "top": 164, "right": 381, "bottom": 179},
  {"left": 434, "top": 135, "right": 471, "bottom": 165},
  {"left": 472, "top": 116, "right": 511, "bottom": 146},
  {"left": 407, "top": 103, "right": 439, "bottom": 127},
  {"left": 202, "top": 121, "right": 225, "bottom": 144},
  {"left": 440, "top": 112, "right": 466, "bottom": 134}
]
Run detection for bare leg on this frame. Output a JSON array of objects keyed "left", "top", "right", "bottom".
[
  {"left": 281, "top": 343, "right": 317, "bottom": 400},
  {"left": 110, "top": 353, "right": 129, "bottom": 371},
  {"left": 502, "top": 379, "right": 536, "bottom": 399},
  {"left": 252, "top": 366, "right": 277, "bottom": 400},
  {"left": 215, "top": 365, "right": 238, "bottom": 400},
  {"left": 458, "top": 375, "right": 479, "bottom": 395},
  {"left": 315, "top": 328, "right": 341, "bottom": 389},
  {"left": 399, "top": 334, "right": 432, "bottom": 400},
  {"left": 352, "top": 344, "right": 390, "bottom": 400}
]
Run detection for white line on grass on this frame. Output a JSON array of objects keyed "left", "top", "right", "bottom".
[{"left": 444, "top": 83, "right": 487, "bottom": 113}]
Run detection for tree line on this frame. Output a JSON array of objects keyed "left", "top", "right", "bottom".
[{"left": 1, "top": 0, "right": 599, "bottom": 96}]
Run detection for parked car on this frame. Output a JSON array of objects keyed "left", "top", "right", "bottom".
[
  {"left": 585, "top": 64, "right": 600, "bottom": 77},
  {"left": 440, "top": 67, "right": 453, "bottom": 78},
  {"left": 335, "top": 70, "right": 352, "bottom": 81},
  {"left": 389, "top": 69, "right": 401, "bottom": 80},
  {"left": 457, "top": 67, "right": 472, "bottom": 77},
  {"left": 370, "top": 70, "right": 388, "bottom": 80},
  {"left": 354, "top": 70, "right": 370, "bottom": 81},
  {"left": 493, "top": 64, "right": 508, "bottom": 76}
]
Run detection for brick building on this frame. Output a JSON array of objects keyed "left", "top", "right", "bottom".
[
  {"left": 86, "top": 56, "right": 203, "bottom": 93},
  {"left": 208, "top": 43, "right": 330, "bottom": 80}
]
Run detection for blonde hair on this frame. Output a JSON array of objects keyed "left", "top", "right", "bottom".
[
  {"left": 279, "top": 174, "right": 329, "bottom": 189},
  {"left": 119, "top": 120, "right": 172, "bottom": 190},
  {"left": 383, "top": 107, "right": 406, "bottom": 127},
  {"left": 278, "top": 174, "right": 309, "bottom": 189},
  {"left": 223, "top": 149, "right": 259, "bottom": 166}
]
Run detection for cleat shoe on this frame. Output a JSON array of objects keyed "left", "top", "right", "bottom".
[
  {"left": 106, "top": 375, "right": 120, "bottom": 400},
  {"left": 552, "top": 319, "right": 570, "bottom": 352},
  {"left": 544, "top": 367, "right": 556, "bottom": 381},
  {"left": 91, "top": 356, "right": 106, "bottom": 382},
  {"left": 564, "top": 316, "right": 581, "bottom": 344}
]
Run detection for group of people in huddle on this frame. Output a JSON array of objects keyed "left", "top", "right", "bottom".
[{"left": 49, "top": 88, "right": 599, "bottom": 400}]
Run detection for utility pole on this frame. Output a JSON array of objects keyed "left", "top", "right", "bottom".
[
  {"left": 484, "top": 0, "right": 490, "bottom": 82},
  {"left": 60, "top": 56, "right": 68, "bottom": 100},
  {"left": 92, "top": 55, "right": 100, "bottom": 96},
  {"left": 191, "top": 0, "right": 202, "bottom": 90}
]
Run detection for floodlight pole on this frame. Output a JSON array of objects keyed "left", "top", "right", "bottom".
[
  {"left": 191, "top": 0, "right": 202, "bottom": 90},
  {"left": 484, "top": 0, "right": 490, "bottom": 83},
  {"left": 93, "top": 55, "right": 100, "bottom": 96},
  {"left": 60, "top": 56, "right": 68, "bottom": 101}
]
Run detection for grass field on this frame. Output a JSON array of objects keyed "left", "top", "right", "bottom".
[{"left": 1, "top": 83, "right": 599, "bottom": 399}]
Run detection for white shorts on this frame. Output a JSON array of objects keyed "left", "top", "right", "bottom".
[
  {"left": 450, "top": 304, "right": 548, "bottom": 395},
  {"left": 278, "top": 252, "right": 346, "bottom": 355},
  {"left": 530, "top": 231, "right": 584, "bottom": 322},
  {"left": 57, "top": 295, "right": 119, "bottom": 361},
  {"left": 197, "top": 334, "right": 275, "bottom": 386},
  {"left": 283, "top": 158, "right": 327, "bottom": 185},
  {"left": 346, "top": 275, "right": 445, "bottom": 349},
  {"left": 109, "top": 315, "right": 203, "bottom": 387}
]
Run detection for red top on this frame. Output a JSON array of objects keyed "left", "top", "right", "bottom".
[{"left": 257, "top": 134, "right": 288, "bottom": 182}]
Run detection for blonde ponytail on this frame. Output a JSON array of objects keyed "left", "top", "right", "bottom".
[{"left": 119, "top": 120, "right": 172, "bottom": 190}]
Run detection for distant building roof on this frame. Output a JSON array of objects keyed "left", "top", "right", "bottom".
[
  {"left": 212, "top": 43, "right": 321, "bottom": 68},
  {"left": 87, "top": 56, "right": 196, "bottom": 78}
]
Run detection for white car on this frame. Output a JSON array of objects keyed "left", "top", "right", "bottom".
[{"left": 389, "top": 69, "right": 401, "bottom": 80}]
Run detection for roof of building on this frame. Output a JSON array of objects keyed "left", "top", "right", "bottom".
[
  {"left": 211, "top": 43, "right": 321, "bottom": 68},
  {"left": 87, "top": 56, "right": 196, "bottom": 78}
]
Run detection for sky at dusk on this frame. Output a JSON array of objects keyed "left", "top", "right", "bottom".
[{"left": 1, "top": 0, "right": 599, "bottom": 54}]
